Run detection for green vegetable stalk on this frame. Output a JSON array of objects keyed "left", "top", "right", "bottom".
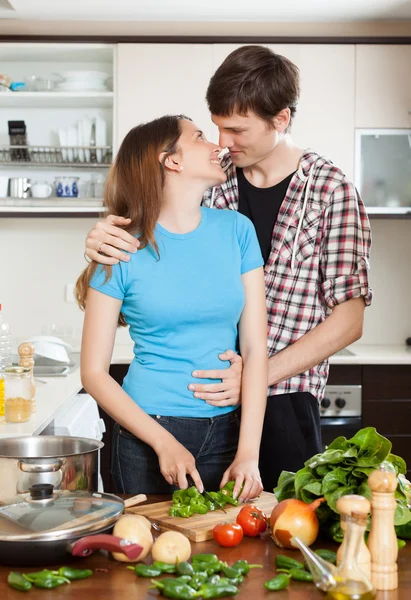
[
  {"left": 264, "top": 574, "right": 290, "bottom": 591},
  {"left": 275, "top": 555, "right": 305, "bottom": 570},
  {"left": 128, "top": 564, "right": 162, "bottom": 577},
  {"left": 8, "top": 572, "right": 32, "bottom": 592},
  {"left": 150, "top": 578, "right": 197, "bottom": 600}
]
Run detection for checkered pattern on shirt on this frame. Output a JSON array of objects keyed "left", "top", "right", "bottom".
[{"left": 202, "top": 149, "right": 372, "bottom": 402}]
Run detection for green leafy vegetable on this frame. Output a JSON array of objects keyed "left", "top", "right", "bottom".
[{"left": 274, "top": 427, "right": 411, "bottom": 537}]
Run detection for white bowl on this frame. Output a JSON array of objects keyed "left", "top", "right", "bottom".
[
  {"left": 31, "top": 342, "right": 70, "bottom": 364},
  {"left": 26, "top": 336, "right": 72, "bottom": 364}
]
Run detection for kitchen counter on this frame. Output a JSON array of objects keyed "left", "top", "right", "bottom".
[
  {"left": 0, "top": 367, "right": 82, "bottom": 440},
  {"left": 0, "top": 495, "right": 409, "bottom": 599},
  {"left": 110, "top": 342, "right": 411, "bottom": 365},
  {"left": 1, "top": 342, "right": 409, "bottom": 439}
]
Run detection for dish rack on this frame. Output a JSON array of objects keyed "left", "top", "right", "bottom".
[{"left": 0, "top": 145, "right": 113, "bottom": 167}]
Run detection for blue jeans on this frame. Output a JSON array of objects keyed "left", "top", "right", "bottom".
[{"left": 111, "top": 410, "right": 240, "bottom": 494}]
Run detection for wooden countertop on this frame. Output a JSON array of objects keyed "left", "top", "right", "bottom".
[{"left": 1, "top": 495, "right": 410, "bottom": 599}]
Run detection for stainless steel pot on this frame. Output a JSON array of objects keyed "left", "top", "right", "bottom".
[
  {"left": 0, "top": 436, "right": 104, "bottom": 502},
  {"left": 0, "top": 485, "right": 144, "bottom": 566}
]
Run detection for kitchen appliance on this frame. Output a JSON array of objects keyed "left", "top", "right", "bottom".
[
  {"left": 355, "top": 128, "right": 411, "bottom": 215},
  {"left": 320, "top": 385, "right": 362, "bottom": 448},
  {"left": 0, "top": 485, "right": 145, "bottom": 566},
  {"left": 0, "top": 436, "right": 103, "bottom": 502},
  {"left": 128, "top": 490, "right": 276, "bottom": 542},
  {"left": 9, "top": 177, "right": 31, "bottom": 199}
]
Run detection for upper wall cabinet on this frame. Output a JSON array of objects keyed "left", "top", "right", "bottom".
[
  {"left": 355, "top": 45, "right": 411, "bottom": 128},
  {"left": 116, "top": 44, "right": 214, "bottom": 148},
  {"left": 212, "top": 44, "right": 356, "bottom": 180},
  {"left": 0, "top": 43, "right": 115, "bottom": 216}
]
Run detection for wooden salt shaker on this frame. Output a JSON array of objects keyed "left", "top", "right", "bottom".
[
  {"left": 18, "top": 342, "right": 36, "bottom": 413},
  {"left": 336, "top": 494, "right": 371, "bottom": 580},
  {"left": 367, "top": 467, "right": 398, "bottom": 591}
]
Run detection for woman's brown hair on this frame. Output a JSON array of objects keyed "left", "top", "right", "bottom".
[
  {"left": 206, "top": 45, "right": 300, "bottom": 132},
  {"left": 76, "top": 114, "right": 189, "bottom": 326}
]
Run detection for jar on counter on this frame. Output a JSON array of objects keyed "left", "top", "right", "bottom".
[{"left": 4, "top": 366, "right": 32, "bottom": 423}]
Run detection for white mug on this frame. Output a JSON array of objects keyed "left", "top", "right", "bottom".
[{"left": 31, "top": 182, "right": 52, "bottom": 198}]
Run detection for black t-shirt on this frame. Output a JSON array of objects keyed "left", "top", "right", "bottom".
[{"left": 237, "top": 168, "right": 295, "bottom": 264}]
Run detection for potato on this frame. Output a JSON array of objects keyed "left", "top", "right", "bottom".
[
  {"left": 129, "top": 514, "right": 152, "bottom": 531},
  {"left": 112, "top": 514, "right": 153, "bottom": 562},
  {"left": 151, "top": 531, "right": 191, "bottom": 564}
]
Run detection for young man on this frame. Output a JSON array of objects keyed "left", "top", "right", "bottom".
[{"left": 84, "top": 45, "right": 372, "bottom": 492}]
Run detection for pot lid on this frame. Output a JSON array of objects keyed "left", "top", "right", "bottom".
[{"left": 0, "top": 485, "right": 124, "bottom": 542}]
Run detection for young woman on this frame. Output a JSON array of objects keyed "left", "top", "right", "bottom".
[{"left": 76, "top": 115, "right": 268, "bottom": 502}]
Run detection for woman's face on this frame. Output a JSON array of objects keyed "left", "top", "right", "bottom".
[{"left": 175, "top": 119, "right": 227, "bottom": 187}]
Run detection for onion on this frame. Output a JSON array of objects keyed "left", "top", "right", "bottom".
[{"left": 270, "top": 497, "right": 325, "bottom": 549}]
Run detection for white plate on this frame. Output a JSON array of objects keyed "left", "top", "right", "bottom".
[
  {"left": 58, "top": 128, "right": 67, "bottom": 161},
  {"left": 57, "top": 70, "right": 109, "bottom": 81},
  {"left": 94, "top": 116, "right": 107, "bottom": 162},
  {"left": 67, "top": 125, "right": 77, "bottom": 161},
  {"left": 56, "top": 82, "right": 108, "bottom": 92},
  {"left": 82, "top": 117, "right": 92, "bottom": 162},
  {"left": 77, "top": 119, "right": 84, "bottom": 162}
]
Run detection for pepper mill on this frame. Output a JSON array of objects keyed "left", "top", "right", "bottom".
[
  {"left": 336, "top": 494, "right": 371, "bottom": 581},
  {"left": 18, "top": 342, "right": 36, "bottom": 413},
  {"left": 367, "top": 466, "right": 398, "bottom": 591}
]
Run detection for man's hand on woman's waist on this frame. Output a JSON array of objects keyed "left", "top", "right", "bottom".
[{"left": 188, "top": 350, "right": 243, "bottom": 407}]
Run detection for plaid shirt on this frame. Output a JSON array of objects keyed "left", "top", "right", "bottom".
[{"left": 203, "top": 149, "right": 372, "bottom": 401}]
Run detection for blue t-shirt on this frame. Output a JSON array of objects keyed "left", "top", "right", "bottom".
[{"left": 90, "top": 207, "right": 263, "bottom": 417}]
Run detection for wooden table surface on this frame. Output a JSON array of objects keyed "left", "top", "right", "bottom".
[{"left": 1, "top": 495, "right": 410, "bottom": 599}]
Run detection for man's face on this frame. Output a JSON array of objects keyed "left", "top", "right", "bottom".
[{"left": 211, "top": 111, "right": 280, "bottom": 168}]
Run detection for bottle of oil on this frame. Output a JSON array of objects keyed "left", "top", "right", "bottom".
[
  {"left": 325, "top": 512, "right": 376, "bottom": 600},
  {"left": 0, "top": 305, "right": 12, "bottom": 418}
]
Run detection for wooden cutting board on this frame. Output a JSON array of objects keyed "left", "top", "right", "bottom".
[{"left": 126, "top": 491, "right": 277, "bottom": 542}]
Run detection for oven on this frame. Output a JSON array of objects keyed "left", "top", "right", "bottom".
[{"left": 320, "top": 385, "right": 362, "bottom": 449}]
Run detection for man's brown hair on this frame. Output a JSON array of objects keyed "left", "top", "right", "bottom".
[{"left": 206, "top": 45, "right": 300, "bottom": 131}]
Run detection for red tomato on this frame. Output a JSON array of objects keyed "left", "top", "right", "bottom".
[
  {"left": 213, "top": 522, "right": 244, "bottom": 547},
  {"left": 236, "top": 504, "right": 267, "bottom": 537}
]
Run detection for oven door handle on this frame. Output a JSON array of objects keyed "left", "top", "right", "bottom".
[{"left": 320, "top": 417, "right": 362, "bottom": 427}]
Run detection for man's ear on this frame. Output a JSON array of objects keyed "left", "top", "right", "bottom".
[
  {"left": 159, "top": 152, "right": 182, "bottom": 173},
  {"left": 273, "top": 108, "right": 291, "bottom": 133}
]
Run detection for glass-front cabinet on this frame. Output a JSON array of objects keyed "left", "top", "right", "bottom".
[{"left": 355, "top": 129, "right": 411, "bottom": 215}]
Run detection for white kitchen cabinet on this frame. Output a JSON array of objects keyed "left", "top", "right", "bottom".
[
  {"left": 355, "top": 45, "right": 411, "bottom": 129},
  {"left": 0, "top": 43, "right": 115, "bottom": 216},
  {"left": 115, "top": 44, "right": 215, "bottom": 148},
  {"left": 212, "top": 44, "right": 356, "bottom": 180}
]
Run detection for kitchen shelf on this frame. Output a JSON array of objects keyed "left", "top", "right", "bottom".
[
  {"left": 0, "top": 197, "right": 106, "bottom": 215},
  {"left": 366, "top": 207, "right": 411, "bottom": 217},
  {"left": 0, "top": 91, "right": 114, "bottom": 109},
  {"left": 0, "top": 145, "right": 112, "bottom": 167},
  {"left": 0, "top": 43, "right": 114, "bottom": 63}
]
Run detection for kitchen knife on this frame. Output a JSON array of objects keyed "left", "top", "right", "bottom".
[{"left": 186, "top": 475, "right": 227, "bottom": 514}]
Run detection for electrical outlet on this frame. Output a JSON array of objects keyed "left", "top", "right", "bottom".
[{"left": 65, "top": 283, "right": 75, "bottom": 303}]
